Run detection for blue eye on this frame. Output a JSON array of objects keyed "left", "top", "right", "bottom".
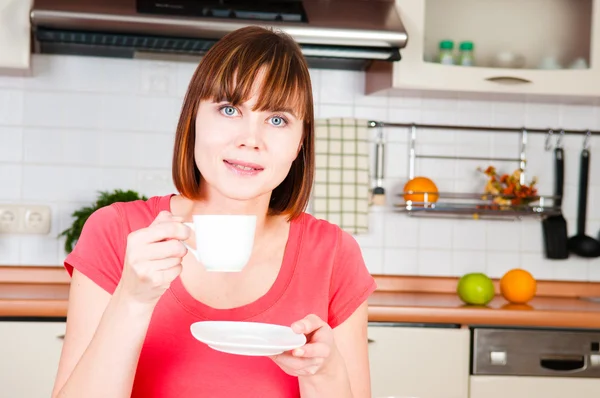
[
  {"left": 220, "top": 106, "right": 238, "bottom": 116},
  {"left": 269, "top": 115, "right": 287, "bottom": 127}
]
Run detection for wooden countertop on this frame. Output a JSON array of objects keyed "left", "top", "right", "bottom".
[{"left": 2, "top": 266, "right": 600, "bottom": 329}]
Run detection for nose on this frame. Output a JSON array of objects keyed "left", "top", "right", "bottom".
[{"left": 235, "top": 120, "right": 263, "bottom": 150}]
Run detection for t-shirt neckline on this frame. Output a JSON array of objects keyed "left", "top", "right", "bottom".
[{"left": 159, "top": 194, "right": 304, "bottom": 321}]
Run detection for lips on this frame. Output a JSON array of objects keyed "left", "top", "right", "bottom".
[{"left": 223, "top": 159, "right": 264, "bottom": 176}]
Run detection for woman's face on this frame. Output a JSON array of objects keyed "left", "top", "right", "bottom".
[{"left": 194, "top": 79, "right": 304, "bottom": 202}]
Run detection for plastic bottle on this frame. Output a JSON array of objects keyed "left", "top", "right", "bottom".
[
  {"left": 438, "top": 40, "right": 455, "bottom": 65},
  {"left": 458, "top": 41, "right": 475, "bottom": 66}
]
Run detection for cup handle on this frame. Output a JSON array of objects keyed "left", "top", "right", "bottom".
[{"left": 182, "top": 222, "right": 198, "bottom": 258}]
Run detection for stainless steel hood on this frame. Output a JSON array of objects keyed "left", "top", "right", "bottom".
[{"left": 29, "top": 0, "right": 408, "bottom": 71}]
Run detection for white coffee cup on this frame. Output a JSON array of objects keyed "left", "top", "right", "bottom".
[{"left": 182, "top": 215, "right": 256, "bottom": 272}]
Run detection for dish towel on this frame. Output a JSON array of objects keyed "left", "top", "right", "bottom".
[{"left": 312, "top": 118, "right": 370, "bottom": 234}]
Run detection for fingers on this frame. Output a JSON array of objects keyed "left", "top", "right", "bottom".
[
  {"left": 151, "top": 210, "right": 183, "bottom": 226},
  {"left": 292, "top": 342, "right": 330, "bottom": 359},
  {"left": 129, "top": 220, "right": 191, "bottom": 245},
  {"left": 271, "top": 355, "right": 324, "bottom": 375},
  {"left": 292, "top": 314, "right": 327, "bottom": 335},
  {"left": 131, "top": 239, "right": 187, "bottom": 263}
]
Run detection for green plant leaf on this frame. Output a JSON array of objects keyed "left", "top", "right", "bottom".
[{"left": 59, "top": 189, "right": 148, "bottom": 254}]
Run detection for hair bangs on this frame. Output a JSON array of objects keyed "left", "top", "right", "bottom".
[{"left": 197, "top": 42, "right": 310, "bottom": 121}]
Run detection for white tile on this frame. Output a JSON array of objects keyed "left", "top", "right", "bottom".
[
  {"left": 417, "top": 249, "right": 453, "bottom": 276},
  {"left": 308, "top": 68, "right": 321, "bottom": 104},
  {"left": 520, "top": 219, "right": 544, "bottom": 254},
  {"left": 22, "top": 165, "right": 103, "bottom": 202},
  {"left": 388, "top": 94, "right": 421, "bottom": 109},
  {"left": 361, "top": 247, "right": 383, "bottom": 274},
  {"left": 20, "top": 236, "right": 60, "bottom": 266},
  {"left": 137, "top": 169, "right": 176, "bottom": 198},
  {"left": 453, "top": 222, "right": 486, "bottom": 250},
  {"left": 0, "top": 236, "right": 20, "bottom": 264},
  {"left": 418, "top": 128, "right": 455, "bottom": 144},
  {"left": 520, "top": 254, "right": 556, "bottom": 281},
  {"left": 525, "top": 103, "right": 560, "bottom": 128},
  {"left": 23, "top": 128, "right": 103, "bottom": 166},
  {"left": 0, "top": 164, "right": 22, "bottom": 200},
  {"left": 137, "top": 133, "right": 175, "bottom": 168},
  {"left": 385, "top": 142, "right": 408, "bottom": 179},
  {"left": 354, "top": 105, "right": 388, "bottom": 124},
  {"left": 0, "top": 89, "right": 24, "bottom": 125},
  {"left": 553, "top": 257, "right": 589, "bottom": 281},
  {"left": 319, "top": 70, "right": 359, "bottom": 105},
  {"left": 387, "top": 107, "right": 421, "bottom": 124},
  {"left": 486, "top": 251, "right": 520, "bottom": 278},
  {"left": 23, "top": 92, "right": 102, "bottom": 129},
  {"left": 176, "top": 61, "right": 198, "bottom": 98},
  {"left": 138, "top": 97, "right": 182, "bottom": 133},
  {"left": 354, "top": 76, "right": 388, "bottom": 108},
  {"left": 419, "top": 218, "right": 453, "bottom": 249},
  {"left": 139, "top": 61, "right": 179, "bottom": 96},
  {"left": 383, "top": 212, "right": 419, "bottom": 248},
  {"left": 353, "top": 210, "right": 384, "bottom": 248},
  {"left": 452, "top": 250, "right": 487, "bottom": 276},
  {"left": 487, "top": 222, "right": 521, "bottom": 251},
  {"left": 0, "top": 127, "right": 22, "bottom": 161},
  {"left": 383, "top": 248, "right": 418, "bottom": 275},
  {"left": 319, "top": 104, "right": 353, "bottom": 119},
  {"left": 101, "top": 168, "right": 139, "bottom": 192},
  {"left": 559, "top": 104, "right": 597, "bottom": 130},
  {"left": 99, "top": 95, "right": 141, "bottom": 131},
  {"left": 101, "top": 132, "right": 140, "bottom": 168},
  {"left": 420, "top": 109, "right": 458, "bottom": 125}
]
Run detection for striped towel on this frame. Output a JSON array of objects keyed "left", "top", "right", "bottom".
[{"left": 311, "top": 118, "right": 370, "bottom": 234}]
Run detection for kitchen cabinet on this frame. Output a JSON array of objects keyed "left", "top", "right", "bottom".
[
  {"left": 0, "top": 320, "right": 65, "bottom": 398},
  {"left": 470, "top": 375, "right": 600, "bottom": 398},
  {"left": 368, "top": 323, "right": 470, "bottom": 398},
  {"left": 0, "top": 0, "right": 33, "bottom": 75},
  {"left": 366, "top": 0, "right": 600, "bottom": 100}
]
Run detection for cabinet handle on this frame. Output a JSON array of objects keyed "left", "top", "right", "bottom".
[
  {"left": 485, "top": 76, "right": 532, "bottom": 84},
  {"left": 540, "top": 354, "right": 585, "bottom": 372},
  {"left": 367, "top": 338, "right": 375, "bottom": 344},
  {"left": 57, "top": 334, "right": 65, "bottom": 340}
]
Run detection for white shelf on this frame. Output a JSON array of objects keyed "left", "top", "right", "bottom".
[{"left": 366, "top": 0, "right": 600, "bottom": 100}]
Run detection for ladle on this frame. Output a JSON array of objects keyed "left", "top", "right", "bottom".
[{"left": 567, "top": 131, "right": 600, "bottom": 258}]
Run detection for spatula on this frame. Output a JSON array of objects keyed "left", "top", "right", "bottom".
[{"left": 542, "top": 145, "right": 569, "bottom": 259}]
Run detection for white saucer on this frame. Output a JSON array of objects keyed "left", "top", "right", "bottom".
[{"left": 190, "top": 321, "right": 307, "bottom": 356}]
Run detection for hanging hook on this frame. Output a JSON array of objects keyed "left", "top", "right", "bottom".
[
  {"left": 544, "top": 129, "right": 554, "bottom": 151},
  {"left": 556, "top": 129, "right": 565, "bottom": 148},
  {"left": 583, "top": 130, "right": 591, "bottom": 149}
]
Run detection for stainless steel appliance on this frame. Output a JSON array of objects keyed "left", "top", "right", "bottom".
[{"left": 470, "top": 327, "right": 600, "bottom": 398}]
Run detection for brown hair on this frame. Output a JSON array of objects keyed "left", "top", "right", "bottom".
[{"left": 172, "top": 26, "right": 314, "bottom": 220}]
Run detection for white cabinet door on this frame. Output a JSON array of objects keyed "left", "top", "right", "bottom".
[
  {"left": 470, "top": 375, "right": 600, "bottom": 398},
  {"left": 0, "top": 321, "right": 66, "bottom": 398},
  {"left": 368, "top": 323, "right": 470, "bottom": 398}
]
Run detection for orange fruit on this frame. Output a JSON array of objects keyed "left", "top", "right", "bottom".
[
  {"left": 500, "top": 269, "right": 537, "bottom": 304},
  {"left": 403, "top": 177, "right": 439, "bottom": 203}
]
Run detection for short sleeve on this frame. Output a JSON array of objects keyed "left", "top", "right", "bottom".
[
  {"left": 64, "top": 204, "right": 126, "bottom": 294},
  {"left": 328, "top": 229, "right": 377, "bottom": 328}
]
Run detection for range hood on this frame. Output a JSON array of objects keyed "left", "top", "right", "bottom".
[{"left": 28, "top": 0, "right": 409, "bottom": 71}]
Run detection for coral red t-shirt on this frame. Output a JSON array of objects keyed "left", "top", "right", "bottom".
[{"left": 64, "top": 194, "right": 377, "bottom": 398}]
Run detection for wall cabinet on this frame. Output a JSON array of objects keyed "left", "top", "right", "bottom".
[
  {"left": 368, "top": 323, "right": 470, "bottom": 398},
  {"left": 0, "top": 321, "right": 65, "bottom": 398},
  {"left": 470, "top": 375, "right": 600, "bottom": 398},
  {"left": 366, "top": 0, "right": 600, "bottom": 100},
  {"left": 0, "top": 0, "right": 33, "bottom": 75}
]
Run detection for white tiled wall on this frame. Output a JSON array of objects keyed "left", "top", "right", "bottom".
[{"left": 1, "top": 54, "right": 599, "bottom": 281}]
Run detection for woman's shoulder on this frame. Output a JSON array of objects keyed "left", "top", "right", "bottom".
[
  {"left": 90, "top": 194, "right": 173, "bottom": 233},
  {"left": 298, "top": 212, "right": 360, "bottom": 254}
]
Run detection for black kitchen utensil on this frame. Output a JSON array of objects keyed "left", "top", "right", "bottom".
[
  {"left": 567, "top": 136, "right": 600, "bottom": 258},
  {"left": 542, "top": 144, "right": 569, "bottom": 259}
]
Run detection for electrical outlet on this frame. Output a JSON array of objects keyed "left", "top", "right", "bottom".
[
  {"left": 22, "top": 205, "right": 51, "bottom": 234},
  {"left": 0, "top": 204, "right": 51, "bottom": 235},
  {"left": 0, "top": 205, "right": 19, "bottom": 233}
]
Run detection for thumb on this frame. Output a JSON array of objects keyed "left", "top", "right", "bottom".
[{"left": 151, "top": 210, "right": 183, "bottom": 225}]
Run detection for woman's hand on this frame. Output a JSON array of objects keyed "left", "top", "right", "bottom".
[
  {"left": 270, "top": 314, "right": 341, "bottom": 378},
  {"left": 115, "top": 211, "right": 190, "bottom": 306}
]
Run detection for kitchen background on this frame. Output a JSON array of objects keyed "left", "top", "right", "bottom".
[{"left": 0, "top": 54, "right": 599, "bottom": 280}]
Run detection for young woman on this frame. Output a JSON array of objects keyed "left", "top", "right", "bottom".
[{"left": 52, "top": 25, "right": 376, "bottom": 398}]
